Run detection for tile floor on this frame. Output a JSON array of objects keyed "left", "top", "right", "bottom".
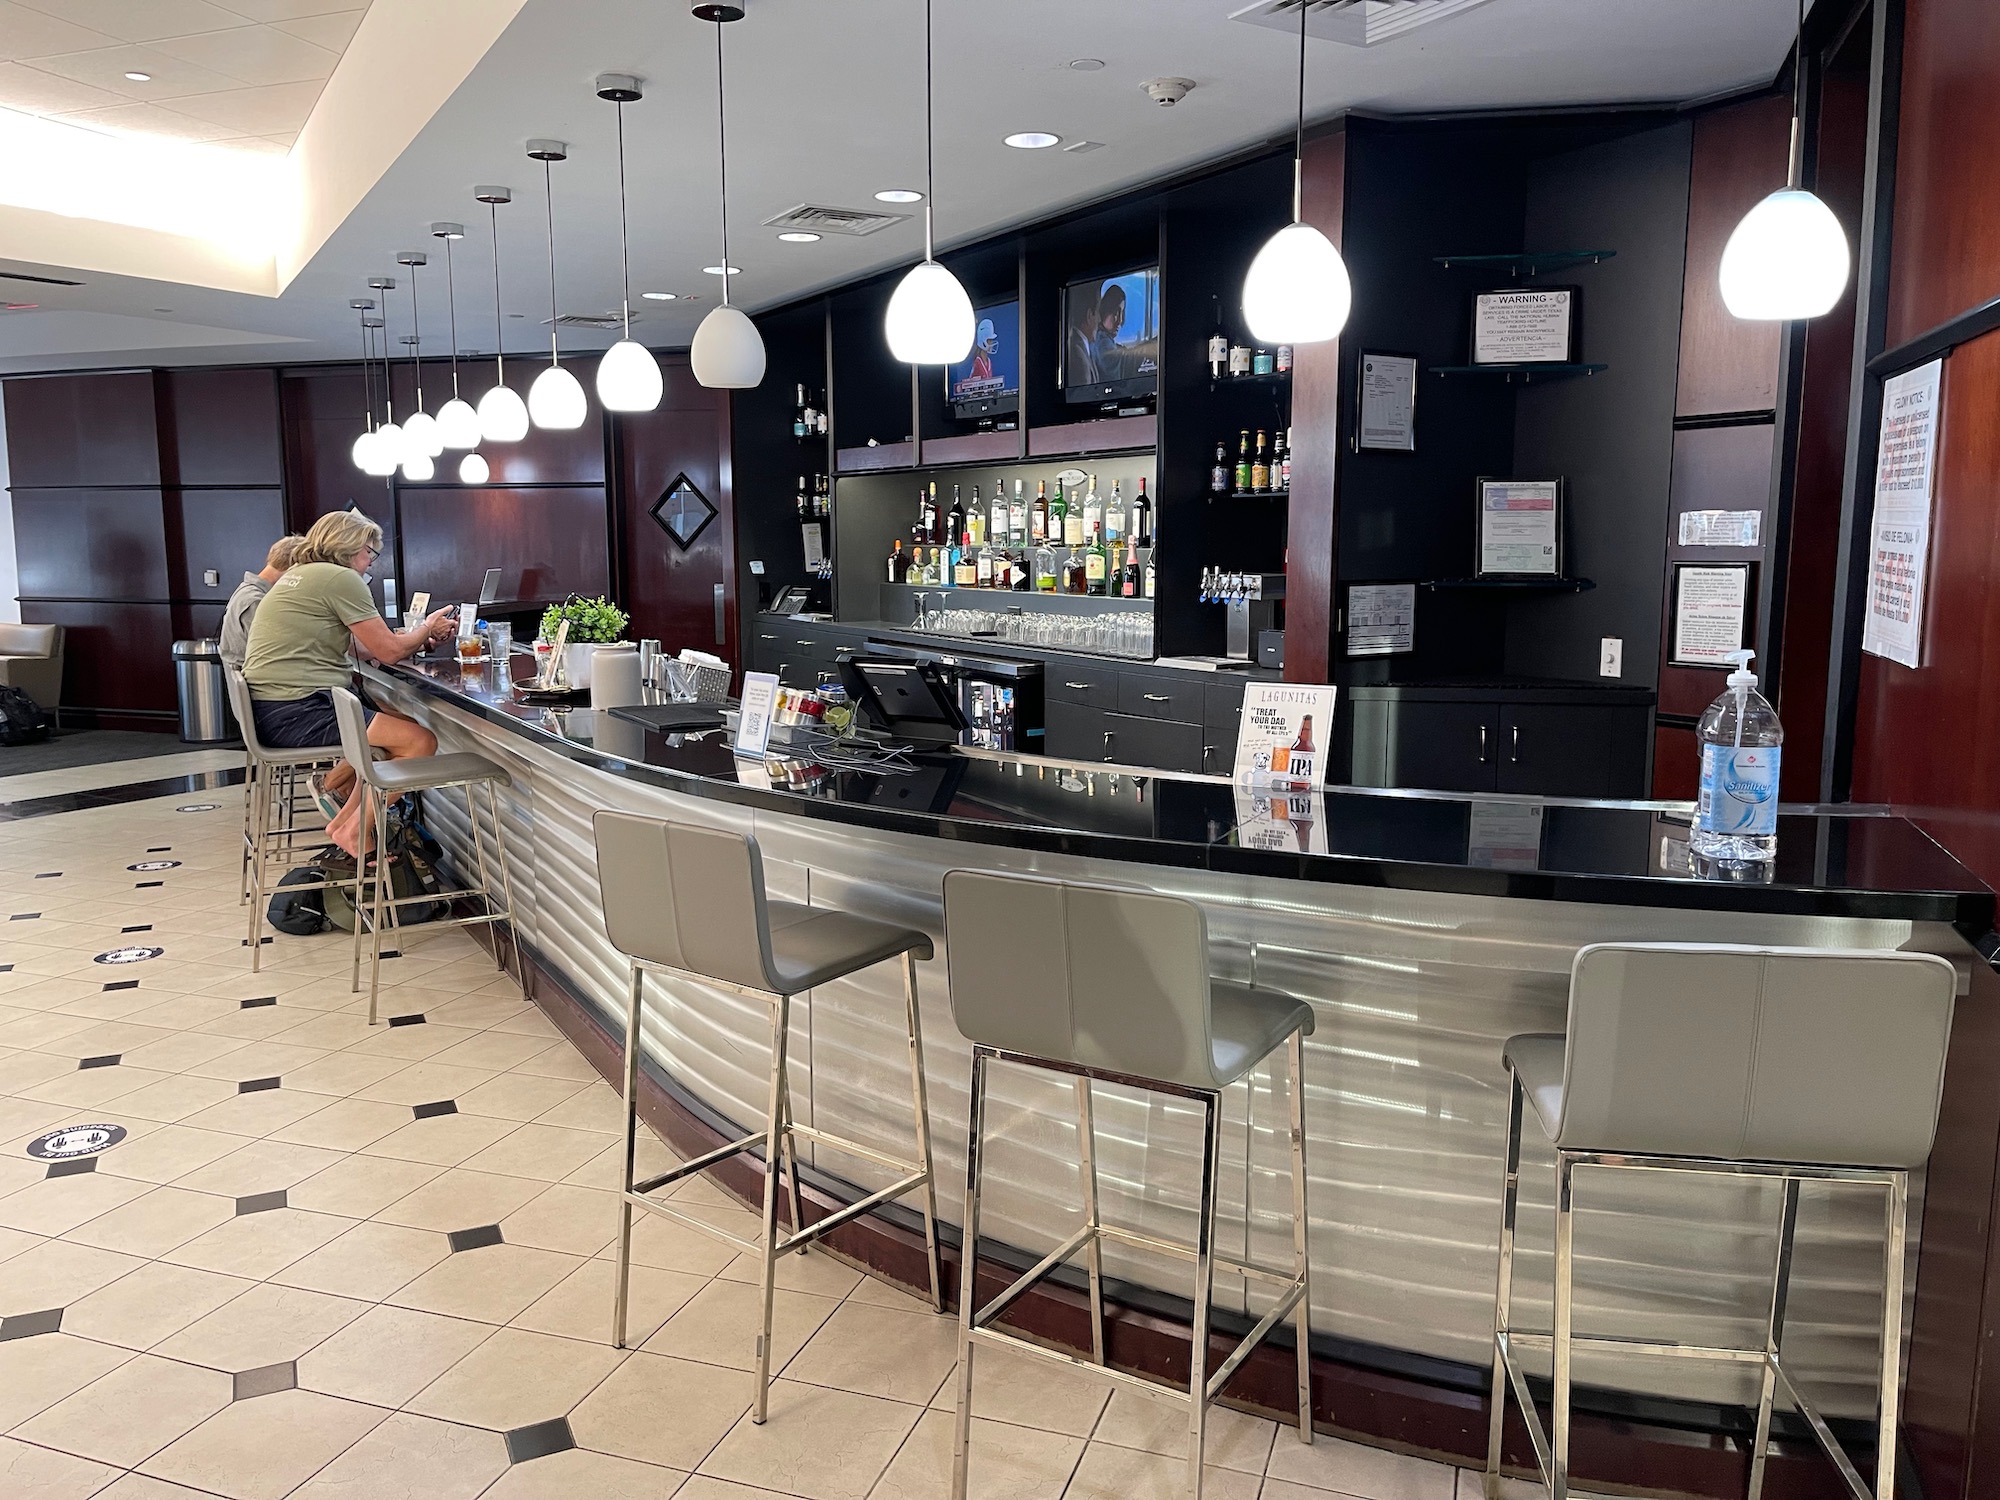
[{"left": 0, "top": 757, "right": 1543, "bottom": 1500}]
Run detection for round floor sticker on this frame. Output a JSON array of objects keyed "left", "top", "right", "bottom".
[
  {"left": 126, "top": 860, "right": 181, "bottom": 872},
  {"left": 26, "top": 1123, "right": 127, "bottom": 1160},
  {"left": 93, "top": 946, "right": 165, "bottom": 965},
  {"left": 176, "top": 804, "right": 221, "bottom": 813}
]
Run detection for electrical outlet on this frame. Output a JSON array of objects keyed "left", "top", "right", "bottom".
[
  {"left": 202, "top": 568, "right": 219, "bottom": 587},
  {"left": 1600, "top": 637, "right": 1623, "bottom": 677}
]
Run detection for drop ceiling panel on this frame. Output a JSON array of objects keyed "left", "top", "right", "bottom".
[
  {"left": 26, "top": 44, "right": 243, "bottom": 102},
  {"left": 54, "top": 100, "right": 241, "bottom": 143},
  {"left": 222, "top": 0, "right": 369, "bottom": 21},
  {"left": 154, "top": 24, "right": 338, "bottom": 86},
  {"left": 169, "top": 78, "right": 323, "bottom": 134},
  {"left": 13, "top": 0, "right": 253, "bottom": 44},
  {"left": 0, "top": 2, "right": 117, "bottom": 63},
  {"left": 0, "top": 60, "right": 128, "bottom": 115},
  {"left": 271, "top": 11, "right": 366, "bottom": 52}
]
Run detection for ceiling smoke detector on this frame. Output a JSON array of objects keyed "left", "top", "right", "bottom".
[
  {"left": 1142, "top": 77, "right": 1196, "bottom": 107},
  {"left": 763, "top": 204, "right": 908, "bottom": 237},
  {"left": 1229, "top": 0, "right": 1499, "bottom": 48}
]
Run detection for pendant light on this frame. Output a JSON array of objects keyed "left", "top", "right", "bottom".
[
  {"left": 594, "top": 74, "right": 665, "bottom": 411},
  {"left": 359, "top": 311, "right": 398, "bottom": 477},
  {"left": 1719, "top": 0, "right": 1849, "bottom": 320},
  {"left": 348, "top": 298, "right": 378, "bottom": 472},
  {"left": 1242, "top": 0, "right": 1350, "bottom": 345},
  {"left": 431, "top": 222, "right": 483, "bottom": 448},
  {"left": 458, "top": 452, "right": 490, "bottom": 484},
  {"left": 365, "top": 275, "right": 404, "bottom": 471},
  {"left": 474, "top": 186, "right": 530, "bottom": 442},
  {"left": 883, "top": 0, "right": 973, "bottom": 365},
  {"left": 690, "top": 6, "right": 767, "bottom": 389},
  {"left": 398, "top": 336, "right": 436, "bottom": 480},
  {"left": 395, "top": 250, "right": 444, "bottom": 459},
  {"left": 526, "top": 140, "right": 588, "bottom": 429}
]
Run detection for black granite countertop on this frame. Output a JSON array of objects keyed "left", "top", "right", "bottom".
[{"left": 370, "top": 654, "right": 1994, "bottom": 934}]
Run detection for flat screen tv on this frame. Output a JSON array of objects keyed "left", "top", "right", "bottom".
[
  {"left": 1061, "top": 265, "right": 1160, "bottom": 406},
  {"left": 945, "top": 299, "right": 1021, "bottom": 420}
]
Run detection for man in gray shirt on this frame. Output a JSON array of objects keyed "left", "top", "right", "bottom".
[{"left": 219, "top": 535, "right": 305, "bottom": 671}]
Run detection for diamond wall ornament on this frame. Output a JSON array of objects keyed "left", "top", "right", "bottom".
[{"left": 649, "top": 473, "right": 717, "bottom": 550}]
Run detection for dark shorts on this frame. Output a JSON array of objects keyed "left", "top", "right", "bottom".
[{"left": 251, "top": 688, "right": 372, "bottom": 750}]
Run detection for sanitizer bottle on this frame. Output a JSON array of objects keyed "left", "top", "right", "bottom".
[{"left": 1693, "top": 649, "right": 1783, "bottom": 865}]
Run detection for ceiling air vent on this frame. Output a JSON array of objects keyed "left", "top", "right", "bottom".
[
  {"left": 0, "top": 270, "right": 83, "bottom": 287},
  {"left": 1229, "top": 0, "right": 1499, "bottom": 47},
  {"left": 546, "top": 311, "right": 633, "bottom": 330},
  {"left": 762, "top": 204, "right": 907, "bottom": 237}
]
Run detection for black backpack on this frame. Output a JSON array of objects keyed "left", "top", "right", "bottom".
[
  {"left": 0, "top": 685, "right": 49, "bottom": 747},
  {"left": 267, "top": 867, "right": 334, "bottom": 935}
]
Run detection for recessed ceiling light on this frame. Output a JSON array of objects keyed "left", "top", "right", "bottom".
[
  {"left": 874, "top": 188, "right": 924, "bottom": 204},
  {"left": 1004, "top": 132, "right": 1062, "bottom": 150},
  {"left": 1068, "top": 59, "right": 1105, "bottom": 72},
  {"left": 641, "top": 291, "right": 677, "bottom": 300},
  {"left": 702, "top": 264, "right": 741, "bottom": 275},
  {"left": 124, "top": 71, "right": 152, "bottom": 82},
  {"left": 777, "top": 231, "right": 820, "bottom": 243}
]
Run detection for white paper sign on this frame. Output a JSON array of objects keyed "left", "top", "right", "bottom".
[
  {"left": 1479, "top": 481, "right": 1559, "bottom": 576},
  {"left": 735, "top": 671, "right": 781, "bottom": 759},
  {"left": 1358, "top": 354, "right": 1418, "bottom": 451},
  {"left": 1233, "top": 684, "right": 1337, "bottom": 789},
  {"left": 1678, "top": 510, "right": 1762, "bottom": 547},
  {"left": 1862, "top": 360, "right": 1943, "bottom": 669},
  {"left": 1233, "top": 787, "right": 1328, "bottom": 854},
  {"left": 1672, "top": 566, "right": 1750, "bottom": 666},
  {"left": 1347, "top": 583, "right": 1415, "bottom": 657},
  {"left": 1472, "top": 288, "right": 1574, "bottom": 364},
  {"left": 801, "top": 524, "right": 825, "bottom": 569},
  {"left": 1468, "top": 801, "right": 1544, "bottom": 871}
]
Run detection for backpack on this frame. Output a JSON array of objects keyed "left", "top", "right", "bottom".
[
  {"left": 0, "top": 685, "right": 50, "bottom": 747},
  {"left": 266, "top": 867, "right": 334, "bottom": 935},
  {"left": 324, "top": 804, "right": 446, "bottom": 932}
]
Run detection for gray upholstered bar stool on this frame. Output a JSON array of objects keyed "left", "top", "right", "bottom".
[
  {"left": 591, "top": 809, "right": 943, "bottom": 1425},
  {"left": 941, "top": 869, "right": 1317, "bottom": 1500},
  {"left": 226, "top": 666, "right": 342, "bottom": 964},
  {"left": 328, "top": 686, "right": 517, "bottom": 1022},
  {"left": 1486, "top": 943, "right": 1958, "bottom": 1500}
]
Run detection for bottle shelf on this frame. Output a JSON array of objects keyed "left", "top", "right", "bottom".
[
  {"left": 1433, "top": 249, "right": 1617, "bottom": 277},
  {"left": 1207, "top": 371, "right": 1293, "bottom": 392},
  {"left": 1427, "top": 363, "right": 1608, "bottom": 384},
  {"left": 1027, "top": 412, "right": 1157, "bottom": 459},
  {"left": 919, "top": 430, "right": 1023, "bottom": 467},
  {"left": 1223, "top": 489, "right": 1289, "bottom": 501},
  {"left": 835, "top": 441, "right": 916, "bottom": 475},
  {"left": 881, "top": 581, "right": 1152, "bottom": 616},
  {"left": 1422, "top": 577, "right": 1595, "bottom": 592}
]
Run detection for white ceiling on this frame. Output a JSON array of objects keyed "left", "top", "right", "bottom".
[
  {"left": 0, "top": 0, "right": 1811, "bottom": 377},
  {"left": 0, "top": 0, "right": 372, "bottom": 154}
]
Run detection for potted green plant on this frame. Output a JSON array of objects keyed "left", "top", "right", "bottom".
[{"left": 539, "top": 596, "right": 630, "bottom": 690}]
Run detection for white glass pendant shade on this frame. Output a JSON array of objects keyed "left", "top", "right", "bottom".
[
  {"left": 597, "top": 337, "right": 664, "bottom": 411},
  {"left": 528, "top": 363, "right": 587, "bottom": 429},
  {"left": 885, "top": 259, "right": 975, "bottom": 365},
  {"left": 400, "top": 448, "right": 435, "bottom": 482},
  {"left": 1719, "top": 188, "right": 1850, "bottom": 321},
  {"left": 477, "top": 382, "right": 529, "bottom": 442},
  {"left": 1243, "top": 221, "right": 1351, "bottom": 345},
  {"left": 367, "top": 422, "right": 404, "bottom": 476},
  {"left": 402, "top": 409, "right": 443, "bottom": 457},
  {"left": 436, "top": 397, "right": 481, "bottom": 449},
  {"left": 350, "top": 429, "right": 375, "bottom": 471},
  {"left": 458, "top": 451, "right": 490, "bottom": 484},
  {"left": 691, "top": 304, "right": 767, "bottom": 389}
]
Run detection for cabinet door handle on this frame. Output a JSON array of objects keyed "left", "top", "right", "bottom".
[
  {"left": 1064, "top": 681, "right": 1093, "bottom": 691},
  {"left": 1143, "top": 693, "right": 1170, "bottom": 703},
  {"left": 1510, "top": 723, "right": 1520, "bottom": 763},
  {"left": 796, "top": 639, "right": 816, "bottom": 646},
  {"left": 1202, "top": 745, "right": 1215, "bottom": 769},
  {"left": 1479, "top": 724, "right": 1489, "bottom": 763},
  {"left": 1103, "top": 731, "right": 1116, "bottom": 756}
]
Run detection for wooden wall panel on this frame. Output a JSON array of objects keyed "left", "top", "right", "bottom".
[
  {"left": 11, "top": 489, "right": 170, "bottom": 600},
  {"left": 158, "top": 367, "right": 283, "bottom": 486},
  {"left": 616, "top": 358, "right": 735, "bottom": 664},
  {"left": 1285, "top": 126, "right": 1345, "bottom": 685},
  {"left": 1675, "top": 95, "right": 1792, "bottom": 417},
  {"left": 1651, "top": 723, "right": 1699, "bottom": 800},
  {"left": 395, "top": 486, "right": 610, "bottom": 608},
  {"left": 171, "top": 488, "right": 287, "bottom": 603},
  {"left": 19, "top": 601, "right": 176, "bottom": 715},
  {"left": 1887, "top": 0, "right": 2000, "bottom": 346},
  {"left": 280, "top": 367, "right": 398, "bottom": 550},
  {"left": 1, "top": 373, "right": 161, "bottom": 487}
]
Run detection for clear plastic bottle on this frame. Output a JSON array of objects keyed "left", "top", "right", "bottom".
[{"left": 1692, "top": 649, "right": 1783, "bottom": 866}]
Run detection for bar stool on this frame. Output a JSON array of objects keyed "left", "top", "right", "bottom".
[
  {"left": 591, "top": 809, "right": 943, "bottom": 1424},
  {"left": 941, "top": 869, "right": 1317, "bottom": 1500},
  {"left": 1486, "top": 943, "right": 1958, "bottom": 1500},
  {"left": 328, "top": 687, "right": 517, "bottom": 1023},
  {"left": 226, "top": 667, "right": 342, "bottom": 969}
]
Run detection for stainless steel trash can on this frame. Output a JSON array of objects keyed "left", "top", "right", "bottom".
[{"left": 172, "top": 639, "right": 235, "bottom": 743}]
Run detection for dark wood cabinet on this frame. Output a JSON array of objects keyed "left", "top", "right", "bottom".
[{"left": 1351, "top": 684, "right": 1654, "bottom": 798}]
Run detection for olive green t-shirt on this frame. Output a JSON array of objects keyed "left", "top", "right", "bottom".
[{"left": 241, "top": 562, "right": 379, "bottom": 701}]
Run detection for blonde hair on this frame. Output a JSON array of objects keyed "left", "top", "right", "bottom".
[
  {"left": 266, "top": 534, "right": 307, "bottom": 570},
  {"left": 296, "top": 511, "right": 383, "bottom": 567}
]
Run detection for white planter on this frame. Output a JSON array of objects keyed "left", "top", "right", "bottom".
[{"left": 563, "top": 641, "right": 605, "bottom": 690}]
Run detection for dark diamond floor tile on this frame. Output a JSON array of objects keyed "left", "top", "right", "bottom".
[
  {"left": 0, "top": 1309, "right": 62, "bottom": 1341},
  {"left": 135, "top": 881, "right": 163, "bottom": 889},
  {"left": 46, "top": 1159, "right": 96, "bottom": 1179},
  {"left": 236, "top": 1190, "right": 288, "bottom": 1216},
  {"left": 232, "top": 1361, "right": 298, "bottom": 1400},
  {"left": 387, "top": 1013, "right": 425, "bottom": 1027},
  {"left": 101, "top": 980, "right": 139, "bottom": 992},
  {"left": 240, "top": 996, "right": 277, "bottom": 1009},
  {"left": 503, "top": 1417, "right": 575, "bottom": 1464},
  {"left": 412, "top": 1100, "right": 458, "bottom": 1120},
  {"left": 78, "top": 1055, "right": 121, "bottom": 1069},
  {"left": 121, "top": 924, "right": 154, "bottom": 933},
  {"left": 447, "top": 1224, "right": 504, "bottom": 1253},
  {"left": 239, "top": 1077, "right": 281, "bottom": 1093}
]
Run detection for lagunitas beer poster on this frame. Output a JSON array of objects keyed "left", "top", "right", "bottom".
[{"left": 1234, "top": 684, "right": 1337, "bottom": 790}]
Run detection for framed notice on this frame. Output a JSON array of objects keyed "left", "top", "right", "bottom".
[
  {"left": 1471, "top": 287, "right": 1577, "bottom": 365},
  {"left": 1233, "top": 683, "right": 1338, "bottom": 790},
  {"left": 1357, "top": 351, "right": 1418, "bottom": 452},
  {"left": 1671, "top": 564, "right": 1751, "bottom": 667},
  {"left": 1862, "top": 359, "right": 1943, "bottom": 669},
  {"left": 1347, "top": 583, "right": 1415, "bottom": 657},
  {"left": 1476, "top": 479, "right": 1562, "bottom": 578}
]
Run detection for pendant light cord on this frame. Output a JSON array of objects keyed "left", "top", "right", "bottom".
[
  {"left": 1787, "top": 0, "right": 1805, "bottom": 188},
  {"left": 923, "top": 0, "right": 936, "bottom": 262},
  {"left": 358, "top": 312, "right": 373, "bottom": 432},
  {"left": 383, "top": 283, "right": 396, "bottom": 425},
  {"left": 443, "top": 238, "right": 461, "bottom": 398},
  {"left": 408, "top": 261, "right": 424, "bottom": 412},
  {"left": 544, "top": 158, "right": 561, "bottom": 364},
  {"left": 489, "top": 203, "right": 507, "bottom": 386},
  {"left": 1292, "top": 0, "right": 1307, "bottom": 223},
  {"left": 616, "top": 100, "right": 632, "bottom": 335},
  {"left": 715, "top": 22, "right": 732, "bottom": 308}
]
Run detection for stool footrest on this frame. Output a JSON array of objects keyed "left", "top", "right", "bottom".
[
  {"left": 1503, "top": 1329, "right": 1767, "bottom": 1364},
  {"left": 622, "top": 1189, "right": 762, "bottom": 1258},
  {"left": 966, "top": 1324, "right": 1195, "bottom": 1409},
  {"left": 777, "top": 1169, "right": 929, "bottom": 1254},
  {"left": 786, "top": 1123, "right": 924, "bottom": 1176}
]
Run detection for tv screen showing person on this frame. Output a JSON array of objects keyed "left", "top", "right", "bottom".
[
  {"left": 1062, "top": 267, "right": 1160, "bottom": 401},
  {"left": 946, "top": 301, "right": 1020, "bottom": 415}
]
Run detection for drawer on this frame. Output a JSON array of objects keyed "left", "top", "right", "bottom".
[
  {"left": 1045, "top": 698, "right": 1111, "bottom": 760},
  {"left": 1045, "top": 659, "right": 1121, "bottom": 706},
  {"left": 1101, "top": 711, "right": 1204, "bottom": 774},
  {"left": 1204, "top": 679, "right": 1254, "bottom": 732},
  {"left": 1118, "top": 671, "right": 1204, "bottom": 722}
]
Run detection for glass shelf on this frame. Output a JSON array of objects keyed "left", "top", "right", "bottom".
[
  {"left": 1428, "top": 363, "right": 1607, "bottom": 384},
  {"left": 1434, "top": 250, "right": 1617, "bottom": 276},
  {"left": 1422, "top": 577, "right": 1595, "bottom": 592},
  {"left": 1207, "top": 371, "right": 1293, "bottom": 392}
]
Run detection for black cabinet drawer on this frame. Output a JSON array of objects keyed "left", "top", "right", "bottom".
[
  {"left": 1045, "top": 698, "right": 1111, "bottom": 760},
  {"left": 1351, "top": 699, "right": 1498, "bottom": 793},
  {"left": 1203, "top": 679, "right": 1252, "bottom": 733},
  {"left": 1118, "top": 671, "right": 1204, "bottom": 722},
  {"left": 1497, "top": 704, "right": 1651, "bottom": 798},
  {"left": 1101, "top": 711, "right": 1204, "bottom": 774},
  {"left": 1046, "top": 659, "right": 1121, "bottom": 706}
]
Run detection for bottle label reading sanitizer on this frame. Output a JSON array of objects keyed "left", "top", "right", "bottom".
[{"left": 1697, "top": 745, "right": 1781, "bottom": 836}]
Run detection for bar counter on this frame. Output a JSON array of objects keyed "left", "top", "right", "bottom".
[{"left": 364, "top": 653, "right": 1994, "bottom": 1488}]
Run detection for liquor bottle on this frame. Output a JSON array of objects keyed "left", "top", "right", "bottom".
[
  {"left": 967, "top": 484, "right": 983, "bottom": 546},
  {"left": 989, "top": 486, "right": 1007, "bottom": 548},
  {"left": 1234, "top": 431, "right": 1252, "bottom": 494},
  {"left": 1063, "top": 547, "right": 1087, "bottom": 595},
  {"left": 815, "top": 400, "right": 828, "bottom": 437},
  {"left": 1251, "top": 430, "right": 1270, "bottom": 493},
  {"left": 1208, "top": 300, "right": 1228, "bottom": 380},
  {"left": 1035, "top": 539, "right": 1058, "bottom": 592},
  {"left": 1010, "top": 479, "right": 1027, "bottom": 545},
  {"left": 1276, "top": 345, "right": 1294, "bottom": 374},
  {"left": 1031, "top": 480, "right": 1049, "bottom": 543},
  {"left": 1269, "top": 431, "right": 1285, "bottom": 493},
  {"left": 1118, "top": 536, "right": 1142, "bottom": 597},
  {"left": 975, "top": 541, "right": 994, "bottom": 588},
  {"left": 954, "top": 531, "right": 977, "bottom": 588},
  {"left": 1143, "top": 518, "right": 1157, "bottom": 599},
  {"left": 802, "top": 390, "right": 819, "bottom": 436},
  {"left": 920, "top": 483, "right": 938, "bottom": 543},
  {"left": 1082, "top": 474, "right": 1102, "bottom": 541},
  {"left": 1049, "top": 480, "right": 1068, "bottom": 547},
  {"left": 1062, "top": 481, "right": 1084, "bottom": 546},
  {"left": 1084, "top": 525, "right": 1108, "bottom": 596},
  {"left": 887, "top": 538, "right": 907, "bottom": 583},
  {"left": 793, "top": 384, "right": 808, "bottom": 439},
  {"left": 1014, "top": 544, "right": 1032, "bottom": 591},
  {"left": 947, "top": 486, "right": 967, "bottom": 548},
  {"left": 1282, "top": 427, "right": 1293, "bottom": 491},
  {"left": 795, "top": 475, "right": 809, "bottom": 516},
  {"left": 1211, "top": 440, "right": 1229, "bottom": 495},
  {"left": 1131, "top": 477, "right": 1153, "bottom": 547},
  {"left": 1105, "top": 480, "right": 1124, "bottom": 547},
  {"left": 908, "top": 545, "right": 925, "bottom": 585}
]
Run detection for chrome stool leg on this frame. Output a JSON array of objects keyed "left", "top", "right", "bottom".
[
  {"left": 1076, "top": 1076, "right": 1105, "bottom": 1366},
  {"left": 903, "top": 950, "right": 944, "bottom": 1313},
  {"left": 1186, "top": 1090, "right": 1222, "bottom": 1500},
  {"left": 1287, "top": 1029, "right": 1314, "bottom": 1444},
  {"left": 1552, "top": 1151, "right": 1577, "bottom": 1500},
  {"left": 1487, "top": 1074, "right": 1525, "bottom": 1498},
  {"left": 752, "top": 990, "right": 794, "bottom": 1425},
  {"left": 1877, "top": 1173, "right": 1909, "bottom": 1500},
  {"left": 245, "top": 762, "right": 272, "bottom": 970},
  {"left": 950, "top": 1048, "right": 992, "bottom": 1500},
  {"left": 1748, "top": 1178, "right": 1800, "bottom": 1500},
  {"left": 485, "top": 781, "right": 521, "bottom": 987},
  {"left": 612, "top": 960, "right": 645, "bottom": 1349}
]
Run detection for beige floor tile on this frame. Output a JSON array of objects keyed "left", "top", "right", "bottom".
[
  {"left": 354, "top": 1060, "right": 504, "bottom": 1107},
  {"left": 0, "top": 1047, "right": 76, "bottom": 1091},
  {"left": 342, "top": 1021, "right": 485, "bottom": 1062},
  {"left": 498, "top": 1182, "right": 618, "bottom": 1256},
  {"left": 781, "top": 1297, "right": 957, "bottom": 1406},
  {"left": 0, "top": 1329, "right": 133, "bottom": 1429},
  {"left": 270, "top": 1218, "right": 451, "bottom": 1300},
  {"left": 698, "top": 1379, "right": 920, "bottom": 1500},
  {"left": 19, "top": 1063, "right": 173, "bottom": 1109},
  {"left": 139, "top": 1386, "right": 388, "bottom": 1500},
  {"left": 0, "top": 1434, "right": 123, "bottom": 1500},
  {"left": 481, "top": 1446, "right": 689, "bottom": 1500},
  {"left": 104, "top": 1073, "right": 241, "bottom": 1124},
  {"left": 63, "top": 1183, "right": 237, "bottom": 1257},
  {"left": 163, "top": 1205, "right": 357, "bottom": 1279},
  {"left": 1062, "top": 1441, "right": 1262, "bottom": 1500},
  {"left": 643, "top": 1277, "right": 839, "bottom": 1374},
  {"left": 513, "top": 1040, "right": 602, "bottom": 1081},
  {"left": 459, "top": 1122, "right": 610, "bottom": 1182},
  {"left": 843, "top": 1274, "right": 944, "bottom": 1316},
  {"left": 0, "top": 1166, "right": 152, "bottom": 1236},
  {"left": 14, "top": 1351, "right": 233, "bottom": 1468},
  {"left": 533, "top": 1081, "right": 626, "bottom": 1134},
  {"left": 296, "top": 1302, "right": 494, "bottom": 1409},
  {"left": 872, "top": 1407, "right": 1085, "bottom": 1500},
  {"left": 0, "top": 1238, "right": 145, "bottom": 1317},
  {"left": 718, "top": 1242, "right": 866, "bottom": 1300},
  {"left": 1263, "top": 1433, "right": 1459, "bottom": 1500},
  {"left": 487, "top": 1004, "right": 562, "bottom": 1039},
  {"left": 425, "top": 992, "right": 541, "bottom": 1031},
  {"left": 668, "top": 1481, "right": 789, "bottom": 1500},
  {"left": 287, "top": 1409, "right": 509, "bottom": 1500},
  {"left": 280, "top": 1051, "right": 411, "bottom": 1098},
  {"left": 453, "top": 1071, "right": 590, "bottom": 1123},
  {"left": 176, "top": 1086, "right": 332, "bottom": 1137},
  {"left": 513, "top": 1257, "right": 708, "bottom": 1345},
  {"left": 373, "top": 1167, "right": 544, "bottom": 1231},
  {"left": 97, "top": 1474, "right": 254, "bottom": 1498},
  {"left": 359, "top": 1111, "right": 522, "bottom": 1167},
  {"left": 118, "top": 1032, "right": 259, "bottom": 1078},
  {"left": 425, "top": 1030, "right": 556, "bottom": 1072},
  {"left": 170, "top": 1138, "right": 347, "bottom": 1198},
  {"left": 568, "top": 1349, "right": 755, "bottom": 1471},
  {"left": 407, "top": 1324, "right": 624, "bottom": 1431},
  {"left": 61, "top": 1260, "right": 256, "bottom": 1351},
  {"left": 153, "top": 1278, "right": 369, "bottom": 1372},
  {"left": 269, "top": 1096, "right": 413, "bottom": 1151},
  {"left": 93, "top": 1123, "right": 250, "bottom": 1184},
  {"left": 288, "top": 1153, "right": 442, "bottom": 1218},
  {"left": 597, "top": 1205, "right": 740, "bottom": 1279},
  {"left": 181, "top": 1040, "right": 332, "bottom": 1082},
  {"left": 388, "top": 1241, "right": 585, "bottom": 1324},
  {"left": 927, "top": 1341, "right": 1110, "bottom": 1437},
  {"left": 1092, "top": 1386, "right": 1281, "bottom": 1475}
]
